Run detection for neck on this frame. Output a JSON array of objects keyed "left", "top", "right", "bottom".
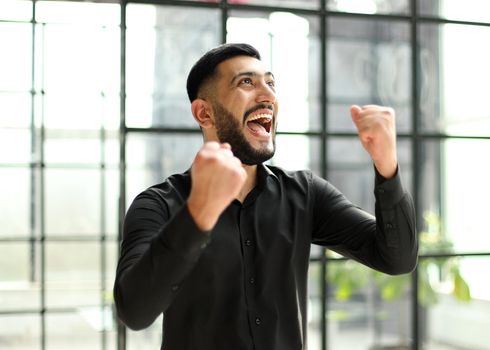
[{"left": 236, "top": 164, "right": 257, "bottom": 203}]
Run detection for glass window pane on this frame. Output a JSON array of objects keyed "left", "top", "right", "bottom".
[
  {"left": 0, "top": 314, "right": 41, "bottom": 350},
  {"left": 46, "top": 312, "right": 104, "bottom": 350},
  {"left": 0, "top": 168, "right": 31, "bottom": 237},
  {"left": 328, "top": 18, "right": 412, "bottom": 133},
  {"left": 104, "top": 131, "right": 120, "bottom": 167},
  {"left": 126, "top": 133, "right": 202, "bottom": 204},
  {"left": 418, "top": 140, "right": 442, "bottom": 247},
  {"left": 45, "top": 169, "right": 100, "bottom": 236},
  {"left": 327, "top": 259, "right": 412, "bottom": 349},
  {"left": 43, "top": 94, "right": 116, "bottom": 130},
  {"left": 104, "top": 170, "right": 119, "bottom": 237},
  {"left": 442, "top": 140, "right": 490, "bottom": 251},
  {"left": 0, "top": 92, "right": 31, "bottom": 128},
  {"left": 271, "top": 135, "right": 321, "bottom": 175},
  {"left": 41, "top": 24, "right": 120, "bottom": 94},
  {"left": 228, "top": 11, "right": 321, "bottom": 132},
  {"left": 307, "top": 262, "right": 322, "bottom": 350},
  {"left": 44, "top": 130, "right": 101, "bottom": 165},
  {"left": 328, "top": 137, "right": 412, "bottom": 214},
  {"left": 0, "top": 0, "right": 33, "bottom": 21},
  {"left": 327, "top": 0, "right": 409, "bottom": 14},
  {"left": 418, "top": 24, "right": 490, "bottom": 136},
  {"left": 418, "top": 0, "right": 490, "bottom": 23},
  {"left": 420, "top": 256, "right": 490, "bottom": 349},
  {"left": 0, "top": 22, "right": 32, "bottom": 91},
  {"left": 36, "top": 1, "right": 120, "bottom": 25},
  {"left": 236, "top": 0, "right": 319, "bottom": 9},
  {"left": 126, "top": 5, "right": 221, "bottom": 128},
  {"left": 420, "top": 139, "right": 490, "bottom": 253},
  {"left": 127, "top": 315, "right": 162, "bottom": 350},
  {"left": 0, "top": 242, "right": 40, "bottom": 311},
  {"left": 104, "top": 240, "right": 119, "bottom": 298},
  {"left": 44, "top": 131, "right": 119, "bottom": 166},
  {"left": 328, "top": 137, "right": 375, "bottom": 213},
  {"left": 0, "top": 129, "right": 31, "bottom": 164},
  {"left": 46, "top": 242, "right": 100, "bottom": 308}
]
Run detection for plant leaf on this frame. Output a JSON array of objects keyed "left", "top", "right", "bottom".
[{"left": 453, "top": 272, "right": 471, "bottom": 302}]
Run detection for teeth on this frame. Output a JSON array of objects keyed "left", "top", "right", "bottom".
[{"left": 247, "top": 113, "right": 272, "bottom": 122}]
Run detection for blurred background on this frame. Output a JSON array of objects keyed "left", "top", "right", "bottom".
[{"left": 0, "top": 0, "right": 489, "bottom": 349}]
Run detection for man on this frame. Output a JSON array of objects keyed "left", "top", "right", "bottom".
[{"left": 114, "top": 43, "right": 418, "bottom": 350}]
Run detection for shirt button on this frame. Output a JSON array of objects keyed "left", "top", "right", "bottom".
[
  {"left": 245, "top": 239, "right": 252, "bottom": 246},
  {"left": 255, "top": 317, "right": 261, "bottom": 325},
  {"left": 249, "top": 277, "right": 255, "bottom": 284},
  {"left": 386, "top": 223, "right": 393, "bottom": 229},
  {"left": 171, "top": 285, "right": 179, "bottom": 292}
]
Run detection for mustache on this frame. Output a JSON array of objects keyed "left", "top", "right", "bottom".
[{"left": 243, "top": 104, "right": 274, "bottom": 123}]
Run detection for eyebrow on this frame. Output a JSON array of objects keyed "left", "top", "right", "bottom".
[{"left": 230, "top": 71, "right": 275, "bottom": 86}]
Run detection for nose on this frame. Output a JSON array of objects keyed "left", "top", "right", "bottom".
[{"left": 256, "top": 80, "right": 276, "bottom": 105}]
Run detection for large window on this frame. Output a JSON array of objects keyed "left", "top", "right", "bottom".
[{"left": 1, "top": 1, "right": 489, "bottom": 349}]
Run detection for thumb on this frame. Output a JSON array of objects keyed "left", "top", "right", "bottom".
[{"left": 350, "top": 105, "right": 362, "bottom": 124}]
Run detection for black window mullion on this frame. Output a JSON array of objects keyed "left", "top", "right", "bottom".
[
  {"left": 40, "top": 21, "right": 48, "bottom": 350},
  {"left": 221, "top": 0, "right": 227, "bottom": 44},
  {"left": 319, "top": 1, "right": 328, "bottom": 350},
  {"left": 410, "top": 0, "right": 421, "bottom": 348},
  {"left": 117, "top": 1, "right": 128, "bottom": 349},
  {"left": 100, "top": 88, "right": 108, "bottom": 350}
]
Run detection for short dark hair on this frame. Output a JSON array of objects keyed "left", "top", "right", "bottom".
[{"left": 186, "top": 43, "right": 261, "bottom": 102}]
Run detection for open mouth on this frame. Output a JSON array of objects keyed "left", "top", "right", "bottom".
[{"left": 246, "top": 113, "right": 273, "bottom": 135}]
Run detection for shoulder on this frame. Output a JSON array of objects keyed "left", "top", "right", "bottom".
[
  {"left": 265, "top": 165, "right": 340, "bottom": 197},
  {"left": 266, "top": 165, "right": 315, "bottom": 183},
  {"left": 264, "top": 165, "right": 315, "bottom": 193},
  {"left": 129, "top": 171, "right": 191, "bottom": 213},
  {"left": 148, "top": 172, "right": 191, "bottom": 199}
]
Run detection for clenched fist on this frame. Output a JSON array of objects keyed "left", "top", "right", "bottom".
[
  {"left": 350, "top": 105, "right": 398, "bottom": 178},
  {"left": 187, "top": 142, "right": 247, "bottom": 231}
]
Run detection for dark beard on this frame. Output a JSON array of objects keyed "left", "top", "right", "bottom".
[{"left": 213, "top": 102, "right": 275, "bottom": 165}]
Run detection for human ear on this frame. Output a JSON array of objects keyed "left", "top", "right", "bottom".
[{"left": 191, "top": 99, "right": 214, "bottom": 129}]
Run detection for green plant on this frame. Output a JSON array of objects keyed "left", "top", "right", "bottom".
[{"left": 327, "top": 211, "right": 471, "bottom": 305}]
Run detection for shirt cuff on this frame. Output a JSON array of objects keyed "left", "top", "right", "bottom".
[
  {"left": 157, "top": 204, "right": 212, "bottom": 257},
  {"left": 374, "top": 165, "right": 405, "bottom": 210}
]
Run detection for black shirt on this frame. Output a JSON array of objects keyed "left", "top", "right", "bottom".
[{"left": 114, "top": 164, "right": 417, "bottom": 350}]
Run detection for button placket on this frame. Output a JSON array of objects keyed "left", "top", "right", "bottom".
[{"left": 239, "top": 207, "right": 261, "bottom": 338}]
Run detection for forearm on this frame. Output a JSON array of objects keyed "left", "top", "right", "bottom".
[
  {"left": 349, "top": 169, "right": 418, "bottom": 274},
  {"left": 114, "top": 204, "right": 210, "bottom": 330},
  {"left": 312, "top": 169, "right": 418, "bottom": 275},
  {"left": 371, "top": 169, "right": 418, "bottom": 274}
]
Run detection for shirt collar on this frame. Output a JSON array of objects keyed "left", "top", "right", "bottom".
[
  {"left": 186, "top": 163, "right": 277, "bottom": 191},
  {"left": 256, "top": 163, "right": 278, "bottom": 190}
]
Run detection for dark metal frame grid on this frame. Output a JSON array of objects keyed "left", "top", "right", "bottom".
[
  {"left": 0, "top": 1, "right": 118, "bottom": 350},
  {"left": 118, "top": 1, "right": 490, "bottom": 350},
  {"left": 1, "top": 1, "right": 489, "bottom": 350}
]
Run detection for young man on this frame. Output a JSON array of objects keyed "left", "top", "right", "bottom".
[{"left": 114, "top": 43, "right": 418, "bottom": 350}]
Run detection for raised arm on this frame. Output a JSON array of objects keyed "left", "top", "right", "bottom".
[
  {"left": 311, "top": 105, "right": 417, "bottom": 274},
  {"left": 113, "top": 141, "right": 246, "bottom": 330},
  {"left": 311, "top": 170, "right": 418, "bottom": 275}
]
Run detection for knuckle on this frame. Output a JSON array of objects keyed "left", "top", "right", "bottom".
[{"left": 194, "top": 151, "right": 205, "bottom": 163}]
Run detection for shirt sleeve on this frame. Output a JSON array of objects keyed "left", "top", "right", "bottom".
[
  {"left": 113, "top": 190, "right": 211, "bottom": 330},
  {"left": 310, "top": 167, "right": 418, "bottom": 275}
]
